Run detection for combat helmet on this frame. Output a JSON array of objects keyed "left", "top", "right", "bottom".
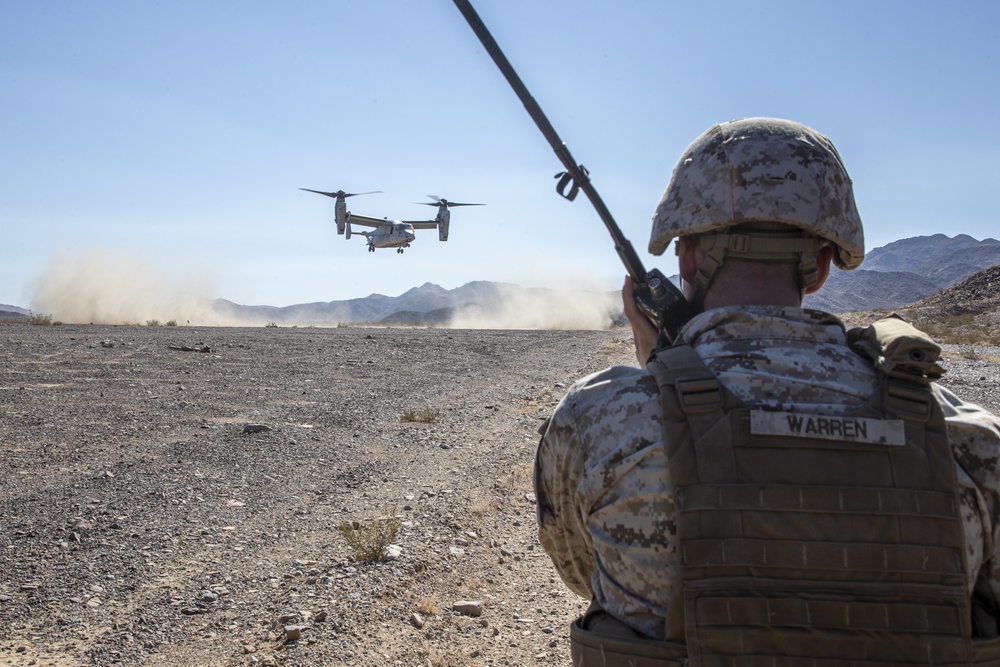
[{"left": 650, "top": 117, "right": 864, "bottom": 308}]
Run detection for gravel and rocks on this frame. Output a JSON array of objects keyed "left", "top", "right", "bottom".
[
  {"left": 2, "top": 322, "right": 998, "bottom": 666},
  {"left": 1, "top": 324, "right": 637, "bottom": 666}
]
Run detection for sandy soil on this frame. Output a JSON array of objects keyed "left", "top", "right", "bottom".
[
  {"left": 2, "top": 322, "right": 998, "bottom": 666},
  {"left": 0, "top": 324, "right": 637, "bottom": 666}
]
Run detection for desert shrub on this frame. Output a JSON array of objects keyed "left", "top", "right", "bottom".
[
  {"left": 166, "top": 320, "right": 177, "bottom": 326},
  {"left": 27, "top": 312, "right": 53, "bottom": 326},
  {"left": 400, "top": 407, "right": 442, "bottom": 423},
  {"left": 265, "top": 322, "right": 278, "bottom": 328},
  {"left": 337, "top": 507, "right": 400, "bottom": 564},
  {"left": 146, "top": 319, "right": 161, "bottom": 327},
  {"left": 470, "top": 500, "right": 494, "bottom": 516},
  {"left": 417, "top": 598, "right": 440, "bottom": 616}
]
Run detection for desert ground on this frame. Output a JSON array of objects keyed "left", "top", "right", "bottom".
[{"left": 2, "top": 323, "right": 999, "bottom": 666}]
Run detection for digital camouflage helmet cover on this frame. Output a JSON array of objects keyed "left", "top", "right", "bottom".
[{"left": 649, "top": 118, "right": 865, "bottom": 306}]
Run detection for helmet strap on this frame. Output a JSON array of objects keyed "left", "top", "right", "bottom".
[{"left": 692, "top": 230, "right": 824, "bottom": 309}]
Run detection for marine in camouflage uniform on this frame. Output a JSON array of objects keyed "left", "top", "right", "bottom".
[
  {"left": 537, "top": 306, "right": 1000, "bottom": 639},
  {"left": 534, "top": 118, "right": 1000, "bottom": 659}
]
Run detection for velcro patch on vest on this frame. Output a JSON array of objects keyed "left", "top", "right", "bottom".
[{"left": 749, "top": 410, "right": 906, "bottom": 445}]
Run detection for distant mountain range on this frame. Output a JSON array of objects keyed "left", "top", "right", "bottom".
[
  {"left": 213, "top": 233, "right": 998, "bottom": 326},
  {"left": 803, "top": 234, "right": 1000, "bottom": 312},
  {"left": 0, "top": 304, "right": 29, "bottom": 321},
  {"left": 212, "top": 281, "right": 531, "bottom": 326},
  {"left": 4, "top": 234, "right": 998, "bottom": 327},
  {"left": 212, "top": 280, "right": 622, "bottom": 329}
]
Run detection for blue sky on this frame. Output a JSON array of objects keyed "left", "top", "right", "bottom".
[{"left": 2, "top": 1, "right": 997, "bottom": 311}]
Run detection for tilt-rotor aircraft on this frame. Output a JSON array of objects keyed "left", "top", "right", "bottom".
[{"left": 300, "top": 188, "right": 483, "bottom": 253}]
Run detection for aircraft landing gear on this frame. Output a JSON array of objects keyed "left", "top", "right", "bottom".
[
  {"left": 367, "top": 245, "right": 375, "bottom": 253},
  {"left": 396, "top": 248, "right": 404, "bottom": 254}
]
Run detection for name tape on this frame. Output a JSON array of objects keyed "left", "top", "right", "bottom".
[{"left": 749, "top": 410, "right": 906, "bottom": 446}]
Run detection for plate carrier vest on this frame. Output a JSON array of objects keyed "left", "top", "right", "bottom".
[{"left": 569, "top": 317, "right": 1000, "bottom": 666}]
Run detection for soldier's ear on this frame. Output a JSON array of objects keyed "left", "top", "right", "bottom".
[
  {"left": 804, "top": 246, "right": 834, "bottom": 295},
  {"left": 678, "top": 237, "right": 700, "bottom": 286}
]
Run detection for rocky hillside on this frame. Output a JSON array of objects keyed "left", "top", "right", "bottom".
[{"left": 857, "top": 264, "right": 1000, "bottom": 344}]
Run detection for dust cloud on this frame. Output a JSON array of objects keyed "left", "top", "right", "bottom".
[
  {"left": 447, "top": 284, "right": 622, "bottom": 330},
  {"left": 29, "top": 248, "right": 250, "bottom": 326},
  {"left": 27, "top": 248, "right": 625, "bottom": 330}
]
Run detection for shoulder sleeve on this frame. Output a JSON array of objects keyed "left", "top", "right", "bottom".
[
  {"left": 534, "top": 384, "right": 596, "bottom": 600},
  {"left": 935, "top": 385, "right": 1000, "bottom": 602}
]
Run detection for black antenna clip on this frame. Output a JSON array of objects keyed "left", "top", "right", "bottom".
[{"left": 554, "top": 165, "right": 589, "bottom": 202}]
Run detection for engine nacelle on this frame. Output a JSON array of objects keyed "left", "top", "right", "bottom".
[
  {"left": 336, "top": 201, "right": 348, "bottom": 234},
  {"left": 438, "top": 208, "right": 451, "bottom": 242},
  {"left": 345, "top": 221, "right": 352, "bottom": 240}
]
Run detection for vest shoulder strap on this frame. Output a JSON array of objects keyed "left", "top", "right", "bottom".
[{"left": 646, "top": 343, "right": 744, "bottom": 460}]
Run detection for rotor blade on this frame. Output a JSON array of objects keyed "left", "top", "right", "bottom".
[
  {"left": 299, "top": 188, "right": 383, "bottom": 199},
  {"left": 414, "top": 202, "right": 483, "bottom": 207},
  {"left": 416, "top": 196, "right": 484, "bottom": 207},
  {"left": 300, "top": 188, "right": 342, "bottom": 199}
]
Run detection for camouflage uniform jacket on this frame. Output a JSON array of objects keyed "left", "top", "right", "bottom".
[{"left": 534, "top": 305, "right": 1000, "bottom": 640}]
